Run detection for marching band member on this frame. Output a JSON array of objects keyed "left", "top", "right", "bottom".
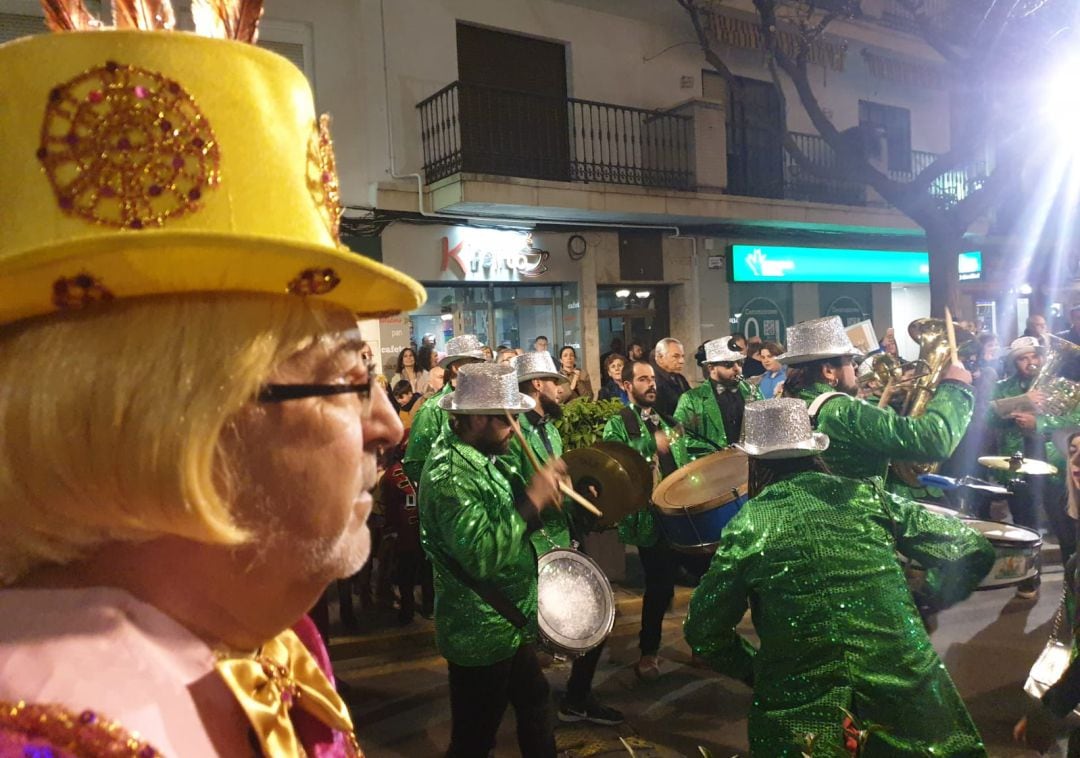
[
  {"left": 602, "top": 360, "right": 700, "bottom": 681},
  {"left": 685, "top": 399, "right": 994, "bottom": 757},
  {"left": 675, "top": 337, "right": 763, "bottom": 461},
  {"left": 502, "top": 352, "right": 623, "bottom": 725},
  {"left": 0, "top": 6, "right": 426, "bottom": 753},
  {"left": 403, "top": 334, "right": 487, "bottom": 486},
  {"left": 987, "top": 336, "right": 1080, "bottom": 598},
  {"left": 781, "top": 316, "right": 974, "bottom": 484},
  {"left": 419, "top": 363, "right": 565, "bottom": 758}
]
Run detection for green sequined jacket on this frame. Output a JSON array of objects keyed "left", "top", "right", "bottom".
[
  {"left": 988, "top": 373, "right": 1080, "bottom": 483},
  {"left": 674, "top": 379, "right": 762, "bottom": 460},
  {"left": 403, "top": 384, "right": 451, "bottom": 486},
  {"left": 684, "top": 472, "right": 993, "bottom": 757},
  {"left": 498, "top": 411, "right": 572, "bottom": 554},
  {"left": 601, "top": 405, "right": 690, "bottom": 547},
  {"left": 418, "top": 431, "right": 538, "bottom": 667},
  {"left": 798, "top": 380, "right": 973, "bottom": 482}
]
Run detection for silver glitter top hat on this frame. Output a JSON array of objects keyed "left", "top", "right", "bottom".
[
  {"left": 438, "top": 334, "right": 489, "bottom": 368},
  {"left": 1006, "top": 335, "right": 1046, "bottom": 366},
  {"left": 438, "top": 362, "right": 536, "bottom": 415},
  {"left": 735, "top": 398, "right": 830, "bottom": 459},
  {"left": 702, "top": 337, "right": 745, "bottom": 364},
  {"left": 777, "top": 316, "right": 863, "bottom": 366},
  {"left": 511, "top": 351, "right": 567, "bottom": 383}
]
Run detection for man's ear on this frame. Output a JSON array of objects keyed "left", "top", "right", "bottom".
[{"left": 532, "top": 378, "right": 545, "bottom": 394}]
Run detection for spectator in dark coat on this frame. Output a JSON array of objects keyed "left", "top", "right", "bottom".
[{"left": 651, "top": 337, "right": 690, "bottom": 417}]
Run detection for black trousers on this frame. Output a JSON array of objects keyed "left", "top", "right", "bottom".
[
  {"left": 446, "top": 643, "right": 555, "bottom": 758},
  {"left": 565, "top": 641, "right": 604, "bottom": 704},
  {"left": 637, "top": 542, "right": 709, "bottom": 656},
  {"left": 394, "top": 550, "right": 434, "bottom": 619}
]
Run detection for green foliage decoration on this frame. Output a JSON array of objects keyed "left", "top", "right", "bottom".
[{"left": 553, "top": 397, "right": 626, "bottom": 451}]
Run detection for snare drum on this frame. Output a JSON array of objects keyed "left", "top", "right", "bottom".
[
  {"left": 536, "top": 548, "right": 615, "bottom": 658},
  {"left": 650, "top": 449, "right": 749, "bottom": 553},
  {"left": 966, "top": 519, "right": 1042, "bottom": 590}
]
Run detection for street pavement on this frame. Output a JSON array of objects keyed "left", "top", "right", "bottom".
[{"left": 336, "top": 564, "right": 1070, "bottom": 757}]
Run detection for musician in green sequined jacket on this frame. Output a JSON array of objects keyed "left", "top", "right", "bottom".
[
  {"left": 675, "top": 337, "right": 762, "bottom": 461},
  {"left": 402, "top": 335, "right": 486, "bottom": 486},
  {"left": 602, "top": 359, "right": 696, "bottom": 681},
  {"left": 417, "top": 363, "right": 565, "bottom": 757},
  {"left": 685, "top": 398, "right": 994, "bottom": 757}
]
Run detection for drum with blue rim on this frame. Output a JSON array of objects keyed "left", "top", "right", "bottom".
[{"left": 651, "top": 448, "right": 749, "bottom": 553}]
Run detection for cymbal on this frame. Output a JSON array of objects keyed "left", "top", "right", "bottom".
[
  {"left": 564, "top": 441, "right": 652, "bottom": 529},
  {"left": 977, "top": 456, "right": 1059, "bottom": 476}
]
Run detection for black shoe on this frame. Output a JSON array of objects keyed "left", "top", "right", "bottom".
[{"left": 558, "top": 697, "right": 624, "bottom": 726}]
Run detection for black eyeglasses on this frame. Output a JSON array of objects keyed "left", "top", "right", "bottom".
[{"left": 257, "top": 382, "right": 372, "bottom": 403}]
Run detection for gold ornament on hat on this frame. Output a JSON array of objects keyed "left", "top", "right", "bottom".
[
  {"left": 308, "top": 114, "right": 344, "bottom": 244},
  {"left": 37, "top": 61, "right": 221, "bottom": 230},
  {"left": 53, "top": 272, "right": 115, "bottom": 310},
  {"left": 287, "top": 267, "right": 341, "bottom": 297}
]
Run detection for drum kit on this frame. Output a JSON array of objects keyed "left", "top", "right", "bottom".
[{"left": 910, "top": 451, "right": 1060, "bottom": 591}]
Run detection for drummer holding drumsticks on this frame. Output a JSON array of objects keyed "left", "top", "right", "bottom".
[
  {"left": 418, "top": 363, "right": 567, "bottom": 758},
  {"left": 675, "top": 337, "right": 763, "bottom": 461},
  {"left": 500, "top": 351, "right": 624, "bottom": 726}
]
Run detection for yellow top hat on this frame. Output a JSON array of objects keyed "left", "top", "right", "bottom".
[{"left": 0, "top": 26, "right": 425, "bottom": 326}]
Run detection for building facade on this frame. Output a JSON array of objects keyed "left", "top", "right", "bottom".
[{"left": 5, "top": 0, "right": 1052, "bottom": 375}]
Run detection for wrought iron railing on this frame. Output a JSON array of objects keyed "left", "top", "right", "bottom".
[
  {"left": 417, "top": 81, "right": 694, "bottom": 190},
  {"left": 732, "top": 129, "right": 985, "bottom": 207},
  {"left": 878, "top": 0, "right": 954, "bottom": 32}
]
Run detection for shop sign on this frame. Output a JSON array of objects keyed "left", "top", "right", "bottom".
[
  {"left": 825, "top": 296, "right": 868, "bottom": 327},
  {"left": 731, "top": 245, "right": 982, "bottom": 283},
  {"left": 735, "top": 297, "right": 786, "bottom": 344},
  {"left": 378, "top": 315, "right": 412, "bottom": 371},
  {"left": 440, "top": 229, "right": 550, "bottom": 281}
]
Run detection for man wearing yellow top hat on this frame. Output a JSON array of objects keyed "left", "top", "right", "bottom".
[{"left": 0, "top": 3, "right": 426, "bottom": 756}]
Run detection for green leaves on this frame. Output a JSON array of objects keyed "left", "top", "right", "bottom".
[{"left": 553, "top": 397, "right": 626, "bottom": 450}]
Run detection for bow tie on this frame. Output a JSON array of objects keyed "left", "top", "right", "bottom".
[
  {"left": 640, "top": 409, "right": 660, "bottom": 426},
  {"left": 216, "top": 629, "right": 359, "bottom": 757}
]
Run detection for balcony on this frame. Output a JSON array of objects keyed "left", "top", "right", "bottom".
[
  {"left": 417, "top": 81, "right": 695, "bottom": 192},
  {"left": 731, "top": 129, "right": 986, "bottom": 207}
]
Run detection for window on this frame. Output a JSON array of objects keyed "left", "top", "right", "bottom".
[{"left": 859, "top": 100, "right": 912, "bottom": 173}]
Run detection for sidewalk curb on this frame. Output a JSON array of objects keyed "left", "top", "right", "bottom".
[{"left": 329, "top": 585, "right": 695, "bottom": 662}]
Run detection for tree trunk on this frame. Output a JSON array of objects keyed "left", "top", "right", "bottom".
[{"left": 925, "top": 226, "right": 963, "bottom": 318}]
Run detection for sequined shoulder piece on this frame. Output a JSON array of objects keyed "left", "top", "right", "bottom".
[{"left": 0, "top": 701, "right": 162, "bottom": 758}]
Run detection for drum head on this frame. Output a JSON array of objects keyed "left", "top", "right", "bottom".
[
  {"left": 652, "top": 449, "right": 749, "bottom": 514},
  {"left": 536, "top": 549, "right": 615, "bottom": 656},
  {"left": 564, "top": 441, "right": 652, "bottom": 528},
  {"left": 967, "top": 519, "right": 1042, "bottom": 547}
]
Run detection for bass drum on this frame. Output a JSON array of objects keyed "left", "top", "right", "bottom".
[
  {"left": 536, "top": 548, "right": 615, "bottom": 659},
  {"left": 651, "top": 448, "right": 749, "bottom": 553},
  {"left": 563, "top": 441, "right": 652, "bottom": 529}
]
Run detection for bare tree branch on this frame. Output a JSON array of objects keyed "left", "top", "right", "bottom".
[
  {"left": 676, "top": 0, "right": 740, "bottom": 91},
  {"left": 895, "top": 0, "right": 966, "bottom": 65}
]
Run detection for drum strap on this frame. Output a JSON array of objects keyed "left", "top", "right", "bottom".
[
  {"left": 807, "top": 391, "right": 847, "bottom": 428},
  {"left": 439, "top": 554, "right": 529, "bottom": 630}
]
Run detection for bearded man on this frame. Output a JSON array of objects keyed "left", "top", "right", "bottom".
[
  {"left": 781, "top": 316, "right": 974, "bottom": 484},
  {"left": 419, "top": 363, "right": 566, "bottom": 758},
  {"left": 675, "top": 337, "right": 763, "bottom": 461}
]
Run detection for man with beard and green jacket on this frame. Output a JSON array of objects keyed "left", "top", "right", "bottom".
[
  {"left": 779, "top": 316, "right": 974, "bottom": 484},
  {"left": 602, "top": 359, "right": 696, "bottom": 681},
  {"left": 419, "top": 363, "right": 566, "bottom": 758},
  {"left": 501, "top": 351, "right": 623, "bottom": 727},
  {"left": 986, "top": 336, "right": 1080, "bottom": 597},
  {"left": 403, "top": 334, "right": 486, "bottom": 487},
  {"left": 675, "top": 337, "right": 762, "bottom": 461}
]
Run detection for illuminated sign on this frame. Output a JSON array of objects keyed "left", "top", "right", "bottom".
[
  {"left": 440, "top": 229, "right": 550, "bottom": 280},
  {"left": 731, "top": 245, "right": 982, "bottom": 283}
]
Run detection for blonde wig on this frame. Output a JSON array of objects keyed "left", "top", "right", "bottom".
[{"left": 0, "top": 293, "right": 346, "bottom": 583}]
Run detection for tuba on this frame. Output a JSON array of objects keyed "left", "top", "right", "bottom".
[
  {"left": 890, "top": 318, "right": 974, "bottom": 487},
  {"left": 1029, "top": 334, "right": 1080, "bottom": 417}
]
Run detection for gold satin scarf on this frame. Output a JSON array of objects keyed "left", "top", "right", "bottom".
[{"left": 215, "top": 629, "right": 356, "bottom": 757}]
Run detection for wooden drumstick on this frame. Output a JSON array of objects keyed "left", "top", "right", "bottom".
[
  {"left": 944, "top": 306, "right": 959, "bottom": 365},
  {"left": 504, "top": 411, "right": 604, "bottom": 518}
]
